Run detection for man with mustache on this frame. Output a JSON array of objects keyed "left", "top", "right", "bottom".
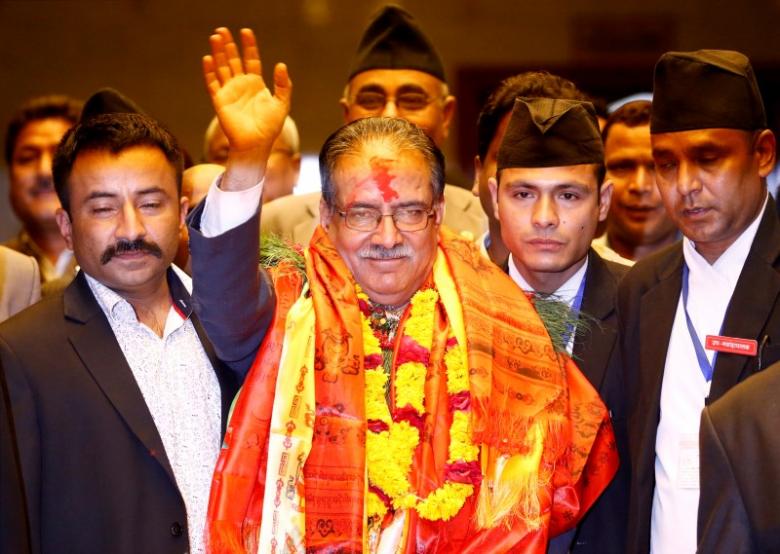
[
  {"left": 596, "top": 100, "right": 679, "bottom": 261},
  {"left": 4, "top": 95, "right": 82, "bottom": 285},
  {"left": 619, "top": 50, "right": 780, "bottom": 553},
  {"left": 489, "top": 96, "right": 629, "bottom": 553},
  {"left": 0, "top": 108, "right": 243, "bottom": 553},
  {"left": 187, "top": 27, "right": 617, "bottom": 553}
]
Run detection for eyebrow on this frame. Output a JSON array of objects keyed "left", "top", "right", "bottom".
[
  {"left": 355, "top": 84, "right": 387, "bottom": 95},
  {"left": 396, "top": 84, "right": 428, "bottom": 95},
  {"left": 504, "top": 180, "right": 591, "bottom": 190},
  {"left": 355, "top": 83, "right": 428, "bottom": 96},
  {"left": 84, "top": 187, "right": 168, "bottom": 202},
  {"left": 345, "top": 199, "right": 430, "bottom": 210}
]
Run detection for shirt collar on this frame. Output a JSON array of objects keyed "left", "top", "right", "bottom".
[
  {"left": 683, "top": 192, "right": 768, "bottom": 285},
  {"left": 507, "top": 254, "right": 589, "bottom": 305},
  {"left": 85, "top": 265, "right": 194, "bottom": 323}
]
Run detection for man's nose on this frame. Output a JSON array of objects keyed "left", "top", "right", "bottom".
[
  {"left": 371, "top": 214, "right": 402, "bottom": 248},
  {"left": 117, "top": 203, "right": 146, "bottom": 239},
  {"left": 381, "top": 99, "right": 399, "bottom": 118},
  {"left": 532, "top": 196, "right": 559, "bottom": 228}
]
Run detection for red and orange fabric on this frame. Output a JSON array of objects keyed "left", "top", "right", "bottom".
[{"left": 206, "top": 226, "right": 618, "bottom": 553}]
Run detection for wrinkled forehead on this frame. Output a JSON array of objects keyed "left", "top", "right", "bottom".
[
  {"left": 347, "top": 69, "right": 446, "bottom": 99},
  {"left": 650, "top": 127, "right": 755, "bottom": 156},
  {"left": 15, "top": 117, "right": 72, "bottom": 148},
  {"left": 331, "top": 144, "right": 433, "bottom": 205},
  {"left": 605, "top": 123, "right": 653, "bottom": 157}
]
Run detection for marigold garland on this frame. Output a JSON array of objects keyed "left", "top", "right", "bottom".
[{"left": 357, "top": 286, "right": 481, "bottom": 525}]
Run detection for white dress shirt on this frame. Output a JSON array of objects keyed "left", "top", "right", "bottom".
[
  {"left": 651, "top": 195, "right": 768, "bottom": 554},
  {"left": 508, "top": 254, "right": 589, "bottom": 355},
  {"left": 86, "top": 266, "right": 221, "bottom": 554},
  {"left": 201, "top": 177, "right": 263, "bottom": 237}
]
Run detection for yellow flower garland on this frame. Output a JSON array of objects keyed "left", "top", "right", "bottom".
[{"left": 357, "top": 287, "right": 480, "bottom": 524}]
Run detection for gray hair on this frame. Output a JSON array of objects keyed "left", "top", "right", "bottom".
[{"left": 319, "top": 117, "right": 445, "bottom": 208}]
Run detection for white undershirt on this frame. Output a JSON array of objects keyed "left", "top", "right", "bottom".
[
  {"left": 507, "top": 254, "right": 588, "bottom": 355},
  {"left": 651, "top": 194, "right": 768, "bottom": 554}
]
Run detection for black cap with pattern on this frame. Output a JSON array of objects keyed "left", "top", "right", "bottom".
[
  {"left": 651, "top": 49, "right": 766, "bottom": 133},
  {"left": 348, "top": 5, "right": 446, "bottom": 82},
  {"left": 497, "top": 97, "right": 603, "bottom": 171}
]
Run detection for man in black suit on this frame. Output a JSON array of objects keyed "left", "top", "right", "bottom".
[
  {"left": 489, "top": 94, "right": 629, "bottom": 553},
  {"left": 697, "top": 360, "right": 780, "bottom": 553},
  {"left": 0, "top": 111, "right": 250, "bottom": 553},
  {"left": 619, "top": 50, "right": 779, "bottom": 553}
]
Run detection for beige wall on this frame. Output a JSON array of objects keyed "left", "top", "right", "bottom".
[{"left": 1, "top": 0, "right": 778, "bottom": 238}]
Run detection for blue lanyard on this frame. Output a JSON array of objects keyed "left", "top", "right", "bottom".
[
  {"left": 681, "top": 264, "right": 717, "bottom": 382},
  {"left": 561, "top": 273, "right": 587, "bottom": 349}
]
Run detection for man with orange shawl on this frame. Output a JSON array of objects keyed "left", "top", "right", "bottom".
[{"left": 188, "top": 28, "right": 617, "bottom": 553}]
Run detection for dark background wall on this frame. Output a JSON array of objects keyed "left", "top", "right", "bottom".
[{"left": 2, "top": 0, "right": 779, "bottom": 239}]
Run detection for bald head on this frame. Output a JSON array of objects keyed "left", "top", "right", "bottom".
[{"left": 203, "top": 116, "right": 301, "bottom": 203}]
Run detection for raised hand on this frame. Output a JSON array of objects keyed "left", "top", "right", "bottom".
[{"left": 203, "top": 27, "right": 292, "bottom": 157}]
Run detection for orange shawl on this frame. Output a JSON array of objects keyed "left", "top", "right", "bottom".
[{"left": 206, "top": 226, "right": 617, "bottom": 553}]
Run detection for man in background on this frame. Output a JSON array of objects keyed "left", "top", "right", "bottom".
[
  {"left": 4, "top": 95, "right": 81, "bottom": 284},
  {"left": 596, "top": 100, "right": 678, "bottom": 261},
  {"left": 260, "top": 5, "right": 486, "bottom": 244},
  {"left": 203, "top": 114, "right": 300, "bottom": 204}
]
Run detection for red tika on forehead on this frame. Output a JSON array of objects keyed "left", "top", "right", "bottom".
[{"left": 370, "top": 157, "right": 399, "bottom": 203}]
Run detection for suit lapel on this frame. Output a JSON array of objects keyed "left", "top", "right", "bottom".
[
  {"left": 63, "top": 272, "right": 177, "bottom": 487},
  {"left": 635, "top": 248, "right": 684, "bottom": 463},
  {"left": 191, "top": 312, "right": 238, "bottom": 436},
  {"left": 573, "top": 251, "right": 619, "bottom": 391},
  {"left": 710, "top": 202, "right": 780, "bottom": 401}
]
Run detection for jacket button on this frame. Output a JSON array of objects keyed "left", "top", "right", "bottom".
[{"left": 171, "top": 522, "right": 183, "bottom": 537}]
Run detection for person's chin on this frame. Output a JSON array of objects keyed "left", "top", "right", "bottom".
[{"left": 522, "top": 252, "right": 575, "bottom": 274}]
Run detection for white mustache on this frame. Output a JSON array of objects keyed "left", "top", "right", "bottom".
[{"left": 358, "top": 245, "right": 413, "bottom": 259}]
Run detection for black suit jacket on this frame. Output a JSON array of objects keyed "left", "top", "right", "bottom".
[
  {"left": 618, "top": 197, "right": 780, "bottom": 554},
  {"left": 697, "top": 360, "right": 780, "bottom": 554},
  {"left": 568, "top": 251, "right": 630, "bottom": 554},
  {"left": 0, "top": 270, "right": 239, "bottom": 554},
  {"left": 505, "top": 250, "right": 630, "bottom": 554}
]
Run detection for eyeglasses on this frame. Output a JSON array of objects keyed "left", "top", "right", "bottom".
[
  {"left": 335, "top": 205, "right": 436, "bottom": 232},
  {"left": 353, "top": 90, "right": 438, "bottom": 114}
]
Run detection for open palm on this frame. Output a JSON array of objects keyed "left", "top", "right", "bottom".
[{"left": 203, "top": 28, "right": 292, "bottom": 153}]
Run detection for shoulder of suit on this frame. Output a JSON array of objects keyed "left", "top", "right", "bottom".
[
  {"left": 443, "top": 184, "right": 475, "bottom": 209},
  {"left": 0, "top": 245, "right": 37, "bottom": 272},
  {"left": 621, "top": 240, "right": 683, "bottom": 288},
  {"left": 596, "top": 252, "right": 631, "bottom": 281},
  {"left": 262, "top": 192, "right": 321, "bottom": 220},
  {"left": 707, "top": 360, "right": 780, "bottom": 432},
  {"left": 0, "top": 290, "right": 65, "bottom": 345}
]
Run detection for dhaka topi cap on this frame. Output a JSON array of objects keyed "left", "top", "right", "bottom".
[
  {"left": 80, "top": 87, "right": 145, "bottom": 123},
  {"left": 348, "top": 5, "right": 446, "bottom": 82},
  {"left": 497, "top": 97, "right": 604, "bottom": 171},
  {"left": 651, "top": 49, "right": 766, "bottom": 134}
]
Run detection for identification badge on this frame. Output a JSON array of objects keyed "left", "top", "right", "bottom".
[
  {"left": 677, "top": 436, "right": 700, "bottom": 490},
  {"left": 705, "top": 335, "right": 758, "bottom": 356}
]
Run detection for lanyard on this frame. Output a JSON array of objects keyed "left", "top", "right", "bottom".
[
  {"left": 561, "top": 273, "right": 587, "bottom": 349},
  {"left": 681, "top": 264, "right": 717, "bottom": 382}
]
